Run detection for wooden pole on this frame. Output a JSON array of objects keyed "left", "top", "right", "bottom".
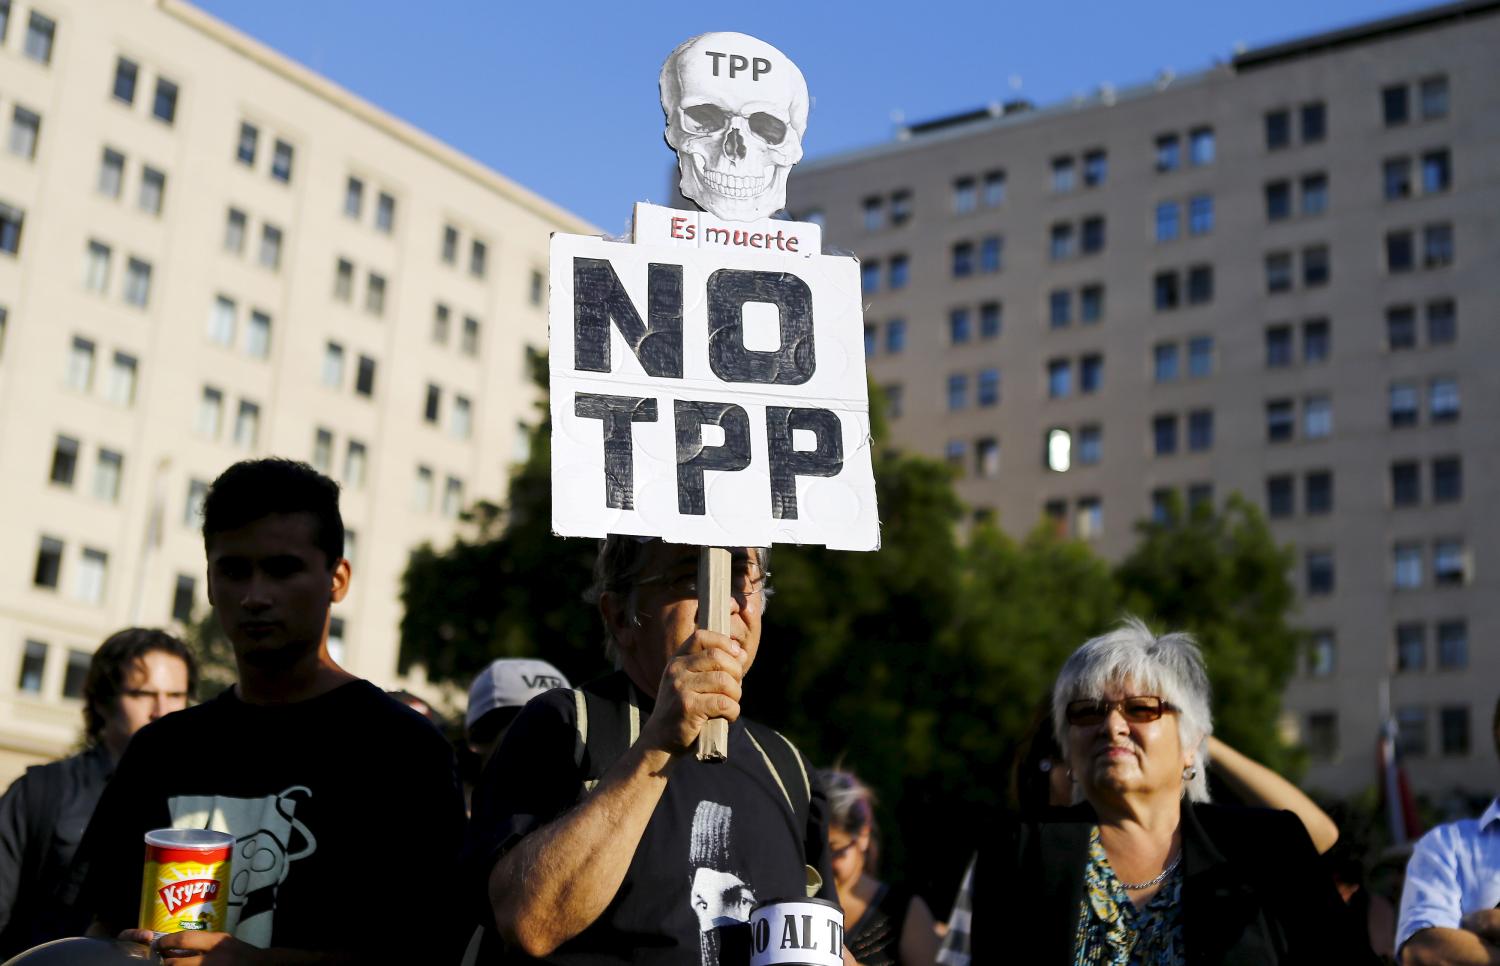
[{"left": 694, "top": 545, "right": 731, "bottom": 761}]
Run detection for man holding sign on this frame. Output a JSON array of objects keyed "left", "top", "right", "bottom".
[{"left": 466, "top": 535, "right": 837, "bottom": 964}]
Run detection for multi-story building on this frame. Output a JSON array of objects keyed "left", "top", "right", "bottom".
[
  {"left": 0, "top": 0, "right": 592, "bottom": 781},
  {"left": 783, "top": 0, "right": 1500, "bottom": 798}
]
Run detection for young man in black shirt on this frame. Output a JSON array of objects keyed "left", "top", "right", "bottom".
[
  {"left": 467, "top": 536, "right": 837, "bottom": 965},
  {"left": 76, "top": 458, "right": 465, "bottom": 963}
]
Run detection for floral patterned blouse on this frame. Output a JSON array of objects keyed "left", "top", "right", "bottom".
[{"left": 1072, "top": 826, "right": 1186, "bottom": 965}]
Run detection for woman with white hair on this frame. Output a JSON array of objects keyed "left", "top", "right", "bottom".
[{"left": 936, "top": 618, "right": 1365, "bottom": 965}]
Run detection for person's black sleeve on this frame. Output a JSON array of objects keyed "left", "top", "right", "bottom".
[
  {"left": 0, "top": 770, "right": 34, "bottom": 937},
  {"left": 805, "top": 766, "right": 838, "bottom": 904},
  {"left": 74, "top": 731, "right": 166, "bottom": 934},
  {"left": 462, "top": 690, "right": 582, "bottom": 919},
  {"left": 1269, "top": 809, "right": 1380, "bottom": 966}
]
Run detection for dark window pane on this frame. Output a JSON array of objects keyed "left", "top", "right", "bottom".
[
  {"left": 1383, "top": 85, "right": 1409, "bottom": 126},
  {"left": 1305, "top": 471, "right": 1333, "bottom": 514},
  {"left": 1391, "top": 461, "right": 1420, "bottom": 506},
  {"left": 1265, "top": 110, "right": 1291, "bottom": 149},
  {"left": 1266, "top": 475, "right": 1294, "bottom": 518}
]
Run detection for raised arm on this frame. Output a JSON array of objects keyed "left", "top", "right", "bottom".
[{"left": 1206, "top": 735, "right": 1339, "bottom": 853}]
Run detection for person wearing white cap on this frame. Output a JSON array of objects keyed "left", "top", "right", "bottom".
[{"left": 466, "top": 658, "right": 570, "bottom": 767}]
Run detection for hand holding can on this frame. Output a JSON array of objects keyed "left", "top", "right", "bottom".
[{"left": 138, "top": 828, "right": 235, "bottom": 937}]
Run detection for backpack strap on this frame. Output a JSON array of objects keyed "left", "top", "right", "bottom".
[{"left": 575, "top": 684, "right": 642, "bottom": 796}]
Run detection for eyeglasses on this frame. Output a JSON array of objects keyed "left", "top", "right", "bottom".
[
  {"left": 637, "top": 566, "right": 771, "bottom": 600},
  {"left": 828, "top": 838, "right": 858, "bottom": 859},
  {"left": 1065, "top": 696, "right": 1177, "bottom": 726}
]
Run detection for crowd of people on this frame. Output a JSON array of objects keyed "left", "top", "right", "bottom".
[{"left": 0, "top": 456, "right": 1493, "bottom": 964}]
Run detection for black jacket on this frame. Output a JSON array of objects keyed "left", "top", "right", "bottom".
[{"left": 970, "top": 802, "right": 1371, "bottom": 965}]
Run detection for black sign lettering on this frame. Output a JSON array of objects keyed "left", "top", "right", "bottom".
[
  {"left": 779, "top": 914, "right": 799, "bottom": 950},
  {"left": 573, "top": 257, "right": 683, "bottom": 378},
  {"left": 801, "top": 914, "right": 817, "bottom": 951},
  {"left": 706, "top": 269, "right": 815, "bottom": 385},
  {"left": 827, "top": 917, "right": 843, "bottom": 952},
  {"left": 752, "top": 56, "right": 771, "bottom": 81},
  {"left": 766, "top": 407, "right": 844, "bottom": 519},
  {"left": 704, "top": 50, "right": 726, "bottom": 75},
  {"left": 674, "top": 400, "right": 751, "bottom": 515},
  {"left": 575, "top": 393, "right": 659, "bottom": 510},
  {"left": 753, "top": 918, "right": 770, "bottom": 954}
]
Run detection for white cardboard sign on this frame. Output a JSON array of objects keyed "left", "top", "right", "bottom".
[{"left": 548, "top": 214, "right": 878, "bottom": 551}]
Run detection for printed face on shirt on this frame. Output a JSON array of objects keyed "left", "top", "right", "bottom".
[
  {"left": 101, "top": 650, "right": 191, "bottom": 754},
  {"left": 615, "top": 543, "right": 765, "bottom": 688},
  {"left": 206, "top": 512, "right": 350, "bottom": 670},
  {"left": 1064, "top": 679, "right": 1189, "bottom": 805}
]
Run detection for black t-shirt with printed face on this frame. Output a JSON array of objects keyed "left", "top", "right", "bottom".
[
  {"left": 75, "top": 680, "right": 465, "bottom": 959},
  {"left": 466, "top": 672, "right": 837, "bottom": 965}
]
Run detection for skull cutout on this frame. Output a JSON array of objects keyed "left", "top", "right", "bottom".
[{"left": 660, "top": 32, "right": 809, "bottom": 222}]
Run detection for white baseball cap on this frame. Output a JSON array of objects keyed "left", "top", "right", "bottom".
[{"left": 465, "top": 658, "right": 570, "bottom": 735}]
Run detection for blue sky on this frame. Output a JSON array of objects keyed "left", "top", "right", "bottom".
[{"left": 195, "top": 0, "right": 1425, "bottom": 230}]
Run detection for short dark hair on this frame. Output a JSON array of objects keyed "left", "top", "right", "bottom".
[
  {"left": 83, "top": 628, "right": 198, "bottom": 743},
  {"left": 201, "top": 459, "right": 343, "bottom": 569}
]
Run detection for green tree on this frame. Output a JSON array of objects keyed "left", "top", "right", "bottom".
[{"left": 1114, "top": 492, "right": 1304, "bottom": 773}]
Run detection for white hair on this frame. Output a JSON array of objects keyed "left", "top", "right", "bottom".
[{"left": 1050, "top": 616, "right": 1214, "bottom": 802}]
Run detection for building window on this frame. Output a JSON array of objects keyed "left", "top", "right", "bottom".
[
  {"left": 123, "top": 257, "right": 152, "bottom": 307},
  {"left": 23, "top": 11, "right": 54, "bottom": 64},
  {"left": 441, "top": 225, "right": 459, "bottom": 264},
  {"left": 1149, "top": 488, "right": 1172, "bottom": 525},
  {"left": 236, "top": 122, "right": 258, "bottom": 166},
  {"left": 0, "top": 201, "right": 25, "bottom": 255},
  {"left": 1189, "top": 127, "right": 1215, "bottom": 166},
  {"left": 1421, "top": 150, "right": 1451, "bottom": 194},
  {"left": 946, "top": 374, "right": 968, "bottom": 411},
  {"left": 49, "top": 434, "right": 79, "bottom": 487},
  {"left": 948, "top": 308, "right": 971, "bottom": 345},
  {"left": 983, "top": 171, "right": 1006, "bottom": 206},
  {"left": 195, "top": 386, "right": 223, "bottom": 438},
  {"left": 59, "top": 649, "right": 91, "bottom": 699},
  {"left": 1390, "top": 461, "right": 1420, "bottom": 507},
  {"left": 355, "top": 356, "right": 377, "bottom": 397},
  {"left": 1266, "top": 400, "right": 1294, "bottom": 443},
  {"left": 451, "top": 395, "right": 473, "bottom": 439},
  {"left": 1265, "top": 252, "right": 1292, "bottom": 293},
  {"left": 170, "top": 574, "right": 196, "bottom": 624},
  {"left": 979, "top": 302, "right": 1002, "bottom": 338},
  {"left": 861, "top": 261, "right": 879, "bottom": 293},
  {"left": 344, "top": 440, "right": 367, "bottom": 488},
  {"left": 1385, "top": 306, "right": 1415, "bottom": 350},
  {"left": 113, "top": 57, "right": 138, "bottom": 104},
  {"left": 884, "top": 384, "right": 903, "bottom": 420},
  {"left": 1155, "top": 134, "right": 1180, "bottom": 172},
  {"left": 1153, "top": 343, "right": 1178, "bottom": 383},
  {"left": 344, "top": 176, "right": 364, "bottom": 218},
  {"left": 1049, "top": 223, "right": 1074, "bottom": 260},
  {"left": 442, "top": 476, "right": 465, "bottom": 518},
  {"left": 208, "top": 295, "right": 236, "bottom": 346},
  {"left": 1305, "top": 470, "right": 1332, "bottom": 515},
  {"left": 1420, "top": 75, "right": 1448, "bottom": 120},
  {"left": 1396, "top": 623, "right": 1426, "bottom": 671},
  {"left": 33, "top": 535, "right": 64, "bottom": 589},
  {"left": 530, "top": 270, "right": 545, "bottom": 307},
  {"left": 1187, "top": 409, "right": 1213, "bottom": 452},
  {"left": 950, "top": 243, "right": 973, "bottom": 278},
  {"left": 889, "top": 190, "right": 911, "bottom": 226},
  {"left": 863, "top": 196, "right": 885, "bottom": 229},
  {"left": 321, "top": 342, "right": 344, "bottom": 388},
  {"left": 375, "top": 192, "right": 396, "bottom": 233},
  {"left": 1303, "top": 396, "right": 1332, "bottom": 439},
  {"left": 1433, "top": 539, "right": 1466, "bottom": 586},
  {"left": 1437, "top": 620, "right": 1468, "bottom": 669},
  {"left": 1300, "top": 102, "right": 1326, "bottom": 142},
  {"left": 1152, "top": 414, "right": 1177, "bottom": 456},
  {"left": 106, "top": 353, "right": 137, "bottom": 406},
  {"left": 885, "top": 319, "right": 906, "bottom": 354},
  {"left": 1079, "top": 355, "right": 1103, "bottom": 394},
  {"left": 863, "top": 325, "right": 875, "bottom": 358},
  {"left": 1302, "top": 319, "right": 1330, "bottom": 364},
  {"left": 1265, "top": 109, "right": 1291, "bottom": 150},
  {"left": 224, "top": 208, "right": 247, "bottom": 254},
  {"left": 888, "top": 254, "right": 909, "bottom": 289},
  {"left": 365, "top": 273, "right": 386, "bottom": 315},
  {"left": 1155, "top": 202, "right": 1179, "bottom": 242},
  {"left": 333, "top": 259, "right": 354, "bottom": 301},
  {"left": 9, "top": 105, "right": 40, "bottom": 160},
  {"left": 1306, "top": 550, "right": 1334, "bottom": 595},
  {"left": 1382, "top": 85, "right": 1409, "bottom": 126},
  {"left": 1049, "top": 290, "right": 1072, "bottom": 328},
  {"left": 65, "top": 337, "right": 95, "bottom": 391},
  {"left": 270, "top": 140, "right": 294, "bottom": 183},
  {"left": 1300, "top": 174, "right": 1328, "bottom": 215},
  {"left": 76, "top": 548, "right": 108, "bottom": 605},
  {"left": 1395, "top": 707, "right": 1428, "bottom": 758},
  {"left": 1153, "top": 272, "right": 1179, "bottom": 311},
  {"left": 1432, "top": 456, "right": 1462, "bottom": 503},
  {"left": 1047, "top": 359, "right": 1071, "bottom": 399},
  {"left": 979, "top": 236, "right": 1002, "bottom": 273},
  {"left": 84, "top": 240, "right": 112, "bottom": 293},
  {"left": 1186, "top": 266, "right": 1213, "bottom": 305},
  {"left": 1429, "top": 377, "right": 1459, "bottom": 423},
  {"left": 138, "top": 166, "right": 166, "bottom": 215},
  {"left": 1440, "top": 707, "right": 1470, "bottom": 756},
  {"left": 1080, "top": 217, "right": 1105, "bottom": 255},
  {"left": 233, "top": 400, "right": 260, "bottom": 449},
  {"left": 245, "top": 310, "right": 271, "bottom": 359},
  {"left": 258, "top": 224, "right": 283, "bottom": 270},
  {"left": 1188, "top": 195, "right": 1213, "bottom": 235},
  {"left": 1266, "top": 475, "right": 1294, "bottom": 518},
  {"left": 1186, "top": 336, "right": 1213, "bottom": 378},
  {"left": 304, "top": 427, "right": 331, "bottom": 473},
  {"left": 426, "top": 305, "right": 450, "bottom": 347},
  {"left": 470, "top": 239, "right": 488, "bottom": 278},
  {"left": 1079, "top": 286, "right": 1103, "bottom": 324},
  {"left": 1265, "top": 180, "right": 1291, "bottom": 221},
  {"left": 18, "top": 639, "right": 47, "bottom": 693},
  {"left": 1307, "top": 632, "right": 1336, "bottom": 677},
  {"left": 1383, "top": 158, "right": 1411, "bottom": 200},
  {"left": 1051, "top": 156, "right": 1075, "bottom": 193},
  {"left": 974, "top": 437, "right": 1000, "bottom": 478},
  {"left": 1082, "top": 150, "right": 1107, "bottom": 187},
  {"left": 1187, "top": 483, "right": 1214, "bottom": 513},
  {"left": 1426, "top": 299, "right": 1456, "bottom": 344},
  {"left": 1392, "top": 543, "right": 1423, "bottom": 589},
  {"left": 412, "top": 465, "right": 435, "bottom": 512},
  {"left": 98, "top": 147, "right": 125, "bottom": 198},
  {"left": 1045, "top": 429, "right": 1071, "bottom": 473},
  {"left": 1303, "top": 243, "right": 1331, "bottom": 284},
  {"left": 1423, "top": 224, "right": 1454, "bottom": 268},
  {"left": 423, "top": 383, "right": 441, "bottom": 424},
  {"left": 1389, "top": 383, "right": 1418, "bottom": 428},
  {"left": 150, "top": 77, "right": 178, "bottom": 124},
  {"left": 1077, "top": 426, "right": 1101, "bottom": 465},
  {"left": 1076, "top": 497, "right": 1102, "bottom": 540},
  {"left": 1386, "top": 231, "right": 1414, "bottom": 272},
  {"left": 461, "top": 316, "right": 481, "bottom": 356}
]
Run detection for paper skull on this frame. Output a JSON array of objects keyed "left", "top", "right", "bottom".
[{"left": 660, "top": 32, "right": 809, "bottom": 222}]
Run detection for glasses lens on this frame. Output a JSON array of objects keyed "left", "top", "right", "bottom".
[
  {"left": 1123, "top": 697, "right": 1164, "bottom": 721},
  {"left": 1067, "top": 701, "right": 1108, "bottom": 725}
]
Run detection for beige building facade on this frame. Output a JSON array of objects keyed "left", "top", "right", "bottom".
[
  {"left": 0, "top": 0, "right": 592, "bottom": 781},
  {"left": 783, "top": 1, "right": 1500, "bottom": 798}
]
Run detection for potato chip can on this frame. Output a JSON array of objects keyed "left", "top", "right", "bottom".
[{"left": 139, "top": 828, "right": 234, "bottom": 936}]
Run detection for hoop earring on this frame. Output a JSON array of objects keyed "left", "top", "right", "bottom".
[{"left": 1182, "top": 765, "right": 1198, "bottom": 781}]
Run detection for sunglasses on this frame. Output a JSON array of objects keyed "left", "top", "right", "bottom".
[{"left": 1065, "top": 696, "right": 1177, "bottom": 726}]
